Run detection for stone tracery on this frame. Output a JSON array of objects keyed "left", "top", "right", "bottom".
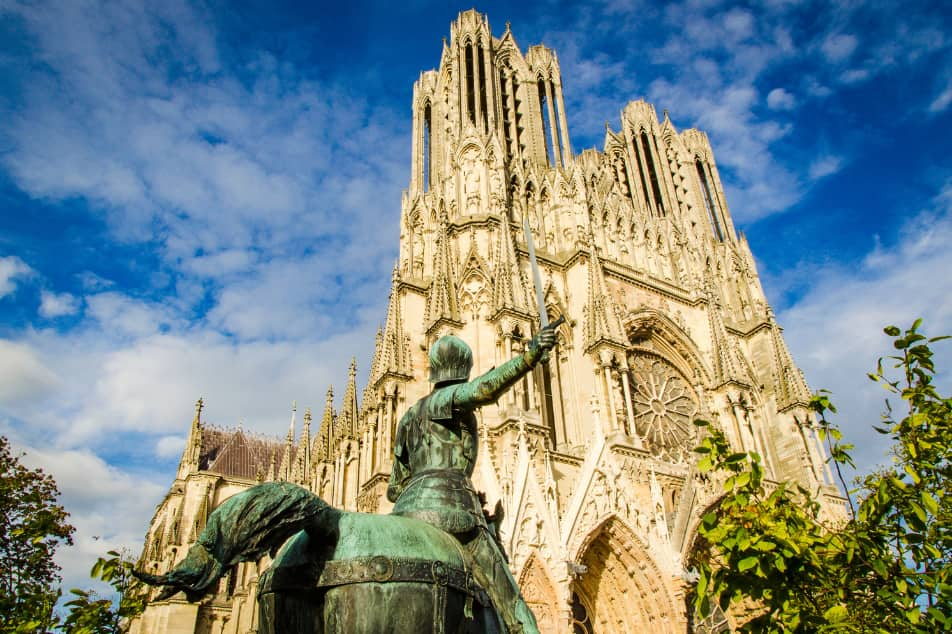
[{"left": 628, "top": 354, "right": 698, "bottom": 462}]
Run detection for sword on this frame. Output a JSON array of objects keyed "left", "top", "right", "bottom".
[
  {"left": 522, "top": 211, "right": 548, "bottom": 329},
  {"left": 521, "top": 210, "right": 566, "bottom": 353}
]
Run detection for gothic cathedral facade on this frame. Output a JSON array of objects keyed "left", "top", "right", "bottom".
[{"left": 131, "top": 11, "right": 843, "bottom": 633}]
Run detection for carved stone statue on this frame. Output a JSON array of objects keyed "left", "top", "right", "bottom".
[{"left": 136, "top": 320, "right": 562, "bottom": 634}]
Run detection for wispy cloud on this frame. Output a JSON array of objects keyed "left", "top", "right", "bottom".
[
  {"left": 39, "top": 290, "right": 81, "bottom": 318},
  {"left": 780, "top": 181, "right": 952, "bottom": 473},
  {"left": 0, "top": 255, "right": 33, "bottom": 298},
  {"left": 929, "top": 82, "right": 952, "bottom": 113},
  {"left": 0, "top": 0, "right": 404, "bottom": 593},
  {"left": 0, "top": 339, "right": 60, "bottom": 405},
  {"left": 808, "top": 155, "right": 843, "bottom": 181},
  {"left": 534, "top": 0, "right": 950, "bottom": 221},
  {"left": 766, "top": 88, "right": 796, "bottom": 111},
  {"left": 820, "top": 33, "right": 858, "bottom": 64}
]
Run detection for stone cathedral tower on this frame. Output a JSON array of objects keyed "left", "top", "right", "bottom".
[{"left": 131, "top": 11, "right": 843, "bottom": 634}]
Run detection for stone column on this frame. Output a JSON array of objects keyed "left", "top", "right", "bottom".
[
  {"left": 554, "top": 79, "right": 572, "bottom": 162},
  {"left": 481, "top": 40, "right": 495, "bottom": 130},
  {"left": 620, "top": 369, "right": 635, "bottom": 436},
  {"left": 544, "top": 79, "right": 561, "bottom": 167},
  {"left": 599, "top": 351, "right": 619, "bottom": 433}
]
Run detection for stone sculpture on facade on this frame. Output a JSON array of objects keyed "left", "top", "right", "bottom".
[{"left": 138, "top": 321, "right": 563, "bottom": 633}]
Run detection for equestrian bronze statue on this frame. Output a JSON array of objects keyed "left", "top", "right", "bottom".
[{"left": 137, "top": 317, "right": 563, "bottom": 634}]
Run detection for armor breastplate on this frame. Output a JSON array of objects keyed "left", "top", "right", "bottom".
[{"left": 391, "top": 388, "right": 483, "bottom": 534}]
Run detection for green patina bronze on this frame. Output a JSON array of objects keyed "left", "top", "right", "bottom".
[{"left": 137, "top": 317, "right": 562, "bottom": 634}]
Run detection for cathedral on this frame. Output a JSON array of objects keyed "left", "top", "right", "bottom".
[{"left": 130, "top": 11, "right": 844, "bottom": 633}]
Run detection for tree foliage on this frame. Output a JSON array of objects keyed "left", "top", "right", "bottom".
[
  {"left": 692, "top": 320, "right": 951, "bottom": 632},
  {"left": 62, "top": 550, "right": 147, "bottom": 634},
  {"left": 0, "top": 436, "right": 75, "bottom": 633}
]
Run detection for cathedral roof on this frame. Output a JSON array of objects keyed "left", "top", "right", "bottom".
[{"left": 199, "top": 426, "right": 286, "bottom": 481}]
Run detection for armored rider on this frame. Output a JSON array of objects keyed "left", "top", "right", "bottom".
[{"left": 387, "top": 318, "right": 563, "bottom": 634}]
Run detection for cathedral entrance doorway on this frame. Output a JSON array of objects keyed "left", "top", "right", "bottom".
[{"left": 571, "top": 516, "right": 682, "bottom": 633}]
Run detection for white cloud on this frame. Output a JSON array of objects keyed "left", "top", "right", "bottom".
[
  {"left": 929, "top": 83, "right": 952, "bottom": 113},
  {"left": 807, "top": 155, "right": 843, "bottom": 180},
  {"left": 155, "top": 434, "right": 186, "bottom": 459},
  {"left": 820, "top": 33, "right": 858, "bottom": 63},
  {"left": 766, "top": 87, "right": 796, "bottom": 111},
  {"left": 780, "top": 182, "right": 952, "bottom": 473},
  {"left": 85, "top": 292, "right": 183, "bottom": 338},
  {"left": 12, "top": 439, "right": 168, "bottom": 595},
  {"left": 0, "top": 255, "right": 34, "bottom": 298},
  {"left": 0, "top": 340, "right": 60, "bottom": 406},
  {"left": 1, "top": 0, "right": 406, "bottom": 297},
  {"left": 39, "top": 290, "right": 81, "bottom": 318}
]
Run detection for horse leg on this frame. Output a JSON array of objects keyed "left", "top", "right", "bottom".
[{"left": 136, "top": 482, "right": 334, "bottom": 599}]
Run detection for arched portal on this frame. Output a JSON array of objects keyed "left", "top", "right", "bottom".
[
  {"left": 517, "top": 553, "right": 559, "bottom": 632},
  {"left": 573, "top": 516, "right": 683, "bottom": 633}
]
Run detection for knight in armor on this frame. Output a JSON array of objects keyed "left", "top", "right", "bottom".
[{"left": 387, "top": 318, "right": 562, "bottom": 634}]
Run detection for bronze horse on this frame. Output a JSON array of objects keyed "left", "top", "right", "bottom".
[{"left": 138, "top": 482, "right": 504, "bottom": 633}]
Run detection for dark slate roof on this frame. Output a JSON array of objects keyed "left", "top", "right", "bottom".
[{"left": 199, "top": 426, "right": 290, "bottom": 480}]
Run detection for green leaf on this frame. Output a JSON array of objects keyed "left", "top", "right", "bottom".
[
  {"left": 823, "top": 604, "right": 849, "bottom": 623},
  {"left": 737, "top": 556, "right": 758, "bottom": 572}
]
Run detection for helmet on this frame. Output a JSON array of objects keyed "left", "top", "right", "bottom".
[{"left": 428, "top": 335, "right": 473, "bottom": 384}]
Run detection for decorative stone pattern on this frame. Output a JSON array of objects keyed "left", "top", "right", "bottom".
[
  {"left": 130, "top": 10, "right": 844, "bottom": 634},
  {"left": 629, "top": 354, "right": 698, "bottom": 463}
]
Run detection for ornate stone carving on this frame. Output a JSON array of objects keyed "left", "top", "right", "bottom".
[{"left": 628, "top": 354, "right": 698, "bottom": 462}]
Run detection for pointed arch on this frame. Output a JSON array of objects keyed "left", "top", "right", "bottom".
[
  {"left": 517, "top": 552, "right": 560, "bottom": 632},
  {"left": 573, "top": 515, "right": 683, "bottom": 633},
  {"left": 622, "top": 307, "right": 713, "bottom": 387}
]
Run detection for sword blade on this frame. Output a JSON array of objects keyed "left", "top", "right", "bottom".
[{"left": 521, "top": 213, "right": 549, "bottom": 328}]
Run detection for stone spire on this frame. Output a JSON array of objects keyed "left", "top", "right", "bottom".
[
  {"left": 424, "top": 213, "right": 461, "bottom": 332},
  {"left": 316, "top": 386, "right": 334, "bottom": 461},
  {"left": 293, "top": 407, "right": 312, "bottom": 485},
  {"left": 176, "top": 397, "right": 204, "bottom": 480},
  {"left": 492, "top": 212, "right": 530, "bottom": 316},
  {"left": 376, "top": 266, "right": 412, "bottom": 383},
  {"left": 337, "top": 359, "right": 359, "bottom": 440},
  {"left": 706, "top": 281, "right": 754, "bottom": 388},
  {"left": 767, "top": 308, "right": 811, "bottom": 409},
  {"left": 266, "top": 450, "right": 276, "bottom": 482},
  {"left": 583, "top": 243, "right": 626, "bottom": 352},
  {"left": 281, "top": 401, "right": 296, "bottom": 481}
]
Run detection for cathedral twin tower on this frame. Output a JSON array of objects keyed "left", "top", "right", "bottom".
[{"left": 133, "top": 11, "right": 841, "bottom": 633}]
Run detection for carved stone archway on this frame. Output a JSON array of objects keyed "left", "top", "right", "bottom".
[
  {"left": 517, "top": 552, "right": 559, "bottom": 632},
  {"left": 573, "top": 516, "right": 683, "bottom": 633}
]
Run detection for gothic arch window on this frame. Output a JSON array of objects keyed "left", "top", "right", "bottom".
[
  {"left": 422, "top": 102, "right": 432, "bottom": 192},
  {"left": 538, "top": 77, "right": 555, "bottom": 166},
  {"left": 512, "top": 325, "right": 531, "bottom": 410},
  {"left": 464, "top": 42, "right": 477, "bottom": 125},
  {"left": 631, "top": 133, "right": 653, "bottom": 214},
  {"left": 641, "top": 131, "right": 666, "bottom": 216},
  {"left": 498, "top": 67, "right": 524, "bottom": 157},
  {"left": 477, "top": 40, "right": 489, "bottom": 131},
  {"left": 459, "top": 271, "right": 490, "bottom": 319},
  {"left": 499, "top": 67, "right": 514, "bottom": 160},
  {"left": 571, "top": 592, "right": 593, "bottom": 634},
  {"left": 695, "top": 158, "right": 723, "bottom": 241},
  {"left": 613, "top": 152, "right": 632, "bottom": 200},
  {"left": 627, "top": 353, "right": 698, "bottom": 462}
]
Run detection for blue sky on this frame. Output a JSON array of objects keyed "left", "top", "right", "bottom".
[{"left": 0, "top": 0, "right": 950, "bottom": 595}]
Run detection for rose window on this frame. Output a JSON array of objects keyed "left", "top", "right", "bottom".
[{"left": 628, "top": 355, "right": 697, "bottom": 462}]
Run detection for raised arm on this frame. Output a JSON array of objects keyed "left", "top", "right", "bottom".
[{"left": 455, "top": 316, "right": 563, "bottom": 408}]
